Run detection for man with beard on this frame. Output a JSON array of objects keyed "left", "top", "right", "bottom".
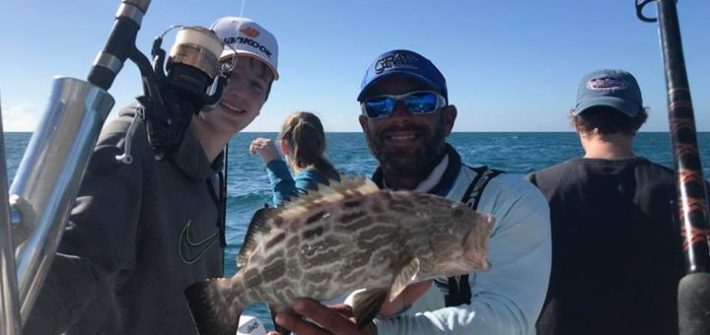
[{"left": 269, "top": 49, "right": 551, "bottom": 335}]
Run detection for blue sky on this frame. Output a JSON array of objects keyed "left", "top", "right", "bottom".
[{"left": 1, "top": 0, "right": 708, "bottom": 132}]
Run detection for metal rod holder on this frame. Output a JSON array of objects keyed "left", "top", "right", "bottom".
[{"left": 10, "top": 77, "right": 114, "bottom": 324}]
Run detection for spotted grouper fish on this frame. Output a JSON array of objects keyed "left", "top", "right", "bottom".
[{"left": 184, "top": 176, "right": 494, "bottom": 335}]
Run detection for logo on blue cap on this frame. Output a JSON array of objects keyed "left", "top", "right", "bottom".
[
  {"left": 358, "top": 49, "right": 447, "bottom": 102},
  {"left": 374, "top": 52, "right": 418, "bottom": 74},
  {"left": 575, "top": 69, "right": 642, "bottom": 117},
  {"left": 587, "top": 76, "right": 630, "bottom": 90}
]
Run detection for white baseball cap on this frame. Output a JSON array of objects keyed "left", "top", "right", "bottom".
[{"left": 210, "top": 17, "right": 279, "bottom": 80}]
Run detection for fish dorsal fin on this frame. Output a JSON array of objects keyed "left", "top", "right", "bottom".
[
  {"left": 279, "top": 176, "right": 380, "bottom": 218},
  {"left": 388, "top": 257, "right": 421, "bottom": 302},
  {"left": 238, "top": 207, "right": 279, "bottom": 267},
  {"left": 351, "top": 288, "right": 388, "bottom": 329}
]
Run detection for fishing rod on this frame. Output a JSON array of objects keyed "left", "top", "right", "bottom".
[
  {"left": 0, "top": 0, "right": 231, "bottom": 330},
  {"left": 636, "top": 1, "right": 710, "bottom": 334}
]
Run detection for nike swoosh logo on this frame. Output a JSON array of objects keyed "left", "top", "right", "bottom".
[{"left": 179, "top": 220, "right": 219, "bottom": 264}]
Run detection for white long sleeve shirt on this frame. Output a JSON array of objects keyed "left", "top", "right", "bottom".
[{"left": 370, "top": 147, "right": 551, "bottom": 334}]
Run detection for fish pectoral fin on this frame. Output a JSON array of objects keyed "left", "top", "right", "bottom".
[
  {"left": 352, "top": 288, "right": 388, "bottom": 329},
  {"left": 465, "top": 212, "right": 495, "bottom": 271},
  {"left": 239, "top": 207, "right": 279, "bottom": 267},
  {"left": 388, "top": 257, "right": 421, "bottom": 302}
]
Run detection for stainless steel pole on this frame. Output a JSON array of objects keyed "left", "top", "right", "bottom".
[
  {"left": 10, "top": 78, "right": 114, "bottom": 323},
  {"left": 0, "top": 97, "right": 21, "bottom": 335}
]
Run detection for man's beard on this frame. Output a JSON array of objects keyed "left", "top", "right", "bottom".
[{"left": 366, "top": 123, "right": 447, "bottom": 180}]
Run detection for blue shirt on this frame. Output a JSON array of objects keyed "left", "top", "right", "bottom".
[{"left": 264, "top": 159, "right": 340, "bottom": 206}]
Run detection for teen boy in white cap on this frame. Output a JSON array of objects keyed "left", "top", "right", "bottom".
[
  {"left": 528, "top": 69, "right": 693, "bottom": 335},
  {"left": 25, "top": 17, "right": 278, "bottom": 335}
]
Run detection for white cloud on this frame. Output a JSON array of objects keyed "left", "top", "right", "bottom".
[{"left": 1, "top": 103, "right": 41, "bottom": 132}]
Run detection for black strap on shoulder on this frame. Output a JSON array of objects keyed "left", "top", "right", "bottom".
[
  {"left": 444, "top": 165, "right": 503, "bottom": 307},
  {"left": 205, "top": 146, "right": 228, "bottom": 253}
]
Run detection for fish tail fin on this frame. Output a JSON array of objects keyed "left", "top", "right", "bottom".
[{"left": 185, "top": 278, "right": 244, "bottom": 335}]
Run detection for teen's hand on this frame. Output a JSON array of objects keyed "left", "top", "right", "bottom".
[
  {"left": 272, "top": 299, "right": 376, "bottom": 335},
  {"left": 249, "top": 137, "right": 281, "bottom": 164},
  {"left": 270, "top": 281, "right": 431, "bottom": 335}
]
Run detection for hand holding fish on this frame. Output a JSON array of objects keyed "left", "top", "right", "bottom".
[
  {"left": 269, "top": 281, "right": 432, "bottom": 335},
  {"left": 250, "top": 137, "right": 281, "bottom": 164},
  {"left": 269, "top": 299, "right": 376, "bottom": 335}
]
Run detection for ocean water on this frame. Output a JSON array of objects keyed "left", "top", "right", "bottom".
[{"left": 3, "top": 131, "right": 710, "bottom": 327}]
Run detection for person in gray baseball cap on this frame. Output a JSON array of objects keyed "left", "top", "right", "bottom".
[{"left": 527, "top": 69, "right": 698, "bottom": 335}]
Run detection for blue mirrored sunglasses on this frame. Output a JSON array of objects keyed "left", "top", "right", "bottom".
[{"left": 361, "top": 91, "right": 447, "bottom": 120}]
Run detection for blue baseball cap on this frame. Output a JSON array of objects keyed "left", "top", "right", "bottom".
[
  {"left": 575, "top": 69, "right": 643, "bottom": 117},
  {"left": 357, "top": 49, "right": 448, "bottom": 102}
]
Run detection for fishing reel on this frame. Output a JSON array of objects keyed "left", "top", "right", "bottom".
[{"left": 128, "top": 25, "right": 234, "bottom": 161}]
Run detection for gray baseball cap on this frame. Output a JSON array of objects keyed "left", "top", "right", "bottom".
[{"left": 575, "top": 69, "right": 642, "bottom": 117}]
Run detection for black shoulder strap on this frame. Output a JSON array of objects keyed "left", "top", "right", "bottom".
[
  {"left": 444, "top": 165, "right": 503, "bottom": 307},
  {"left": 206, "top": 145, "right": 228, "bottom": 253}
]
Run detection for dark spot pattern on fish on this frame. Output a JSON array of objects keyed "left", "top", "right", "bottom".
[
  {"left": 286, "top": 257, "right": 302, "bottom": 279},
  {"left": 343, "top": 200, "right": 362, "bottom": 208},
  {"left": 391, "top": 198, "right": 415, "bottom": 209},
  {"left": 359, "top": 234, "right": 396, "bottom": 251},
  {"left": 286, "top": 235, "right": 300, "bottom": 249},
  {"left": 341, "top": 216, "right": 374, "bottom": 232},
  {"left": 261, "top": 258, "right": 286, "bottom": 281},
  {"left": 303, "top": 226, "right": 325, "bottom": 240},
  {"left": 272, "top": 216, "right": 285, "bottom": 228},
  {"left": 339, "top": 262, "right": 375, "bottom": 284},
  {"left": 278, "top": 286, "right": 296, "bottom": 302},
  {"left": 265, "top": 232, "right": 286, "bottom": 250},
  {"left": 300, "top": 238, "right": 344, "bottom": 267},
  {"left": 304, "top": 271, "right": 333, "bottom": 285},
  {"left": 283, "top": 286, "right": 296, "bottom": 298},
  {"left": 244, "top": 268, "right": 261, "bottom": 288},
  {"left": 373, "top": 215, "right": 391, "bottom": 224},
  {"left": 358, "top": 226, "right": 399, "bottom": 250},
  {"left": 264, "top": 278, "right": 291, "bottom": 301},
  {"left": 306, "top": 211, "right": 327, "bottom": 225},
  {"left": 339, "top": 211, "right": 366, "bottom": 224},
  {"left": 248, "top": 252, "right": 263, "bottom": 264},
  {"left": 389, "top": 203, "right": 411, "bottom": 213},
  {"left": 348, "top": 252, "right": 371, "bottom": 269},
  {"left": 370, "top": 202, "right": 385, "bottom": 214},
  {"left": 304, "top": 283, "right": 320, "bottom": 297}
]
